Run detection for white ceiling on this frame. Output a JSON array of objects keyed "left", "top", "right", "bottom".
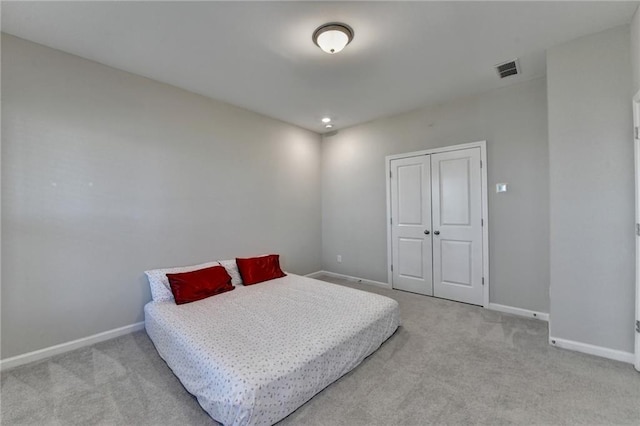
[{"left": 2, "top": 1, "right": 638, "bottom": 133}]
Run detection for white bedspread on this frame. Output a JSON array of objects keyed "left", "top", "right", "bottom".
[{"left": 145, "top": 274, "right": 400, "bottom": 426}]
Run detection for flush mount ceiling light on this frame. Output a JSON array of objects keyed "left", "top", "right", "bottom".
[
  {"left": 325, "top": 124, "right": 333, "bottom": 129},
  {"left": 321, "top": 117, "right": 331, "bottom": 123},
  {"left": 312, "top": 23, "right": 354, "bottom": 54}
]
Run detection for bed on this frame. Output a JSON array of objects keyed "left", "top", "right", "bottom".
[{"left": 144, "top": 273, "right": 400, "bottom": 426}]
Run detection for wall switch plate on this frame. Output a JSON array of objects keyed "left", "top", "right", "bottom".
[
  {"left": 496, "top": 183, "right": 508, "bottom": 193},
  {"left": 337, "top": 255, "right": 342, "bottom": 263}
]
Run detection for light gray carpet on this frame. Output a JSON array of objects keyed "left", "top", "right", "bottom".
[{"left": 2, "top": 275, "right": 639, "bottom": 425}]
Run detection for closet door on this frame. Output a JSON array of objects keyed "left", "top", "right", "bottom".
[
  {"left": 431, "top": 148, "right": 483, "bottom": 305},
  {"left": 390, "top": 156, "right": 433, "bottom": 296}
]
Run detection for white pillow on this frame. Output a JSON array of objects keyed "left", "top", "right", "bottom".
[
  {"left": 145, "top": 260, "right": 220, "bottom": 302},
  {"left": 217, "top": 259, "right": 243, "bottom": 286}
]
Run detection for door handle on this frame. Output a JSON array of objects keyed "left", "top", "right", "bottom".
[
  {"left": 424, "top": 230, "right": 430, "bottom": 235},
  {"left": 434, "top": 230, "right": 440, "bottom": 235}
]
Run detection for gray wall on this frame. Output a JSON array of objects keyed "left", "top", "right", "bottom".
[
  {"left": 547, "top": 26, "right": 634, "bottom": 353},
  {"left": 1, "top": 35, "right": 322, "bottom": 359},
  {"left": 632, "top": 6, "right": 640, "bottom": 94},
  {"left": 321, "top": 78, "right": 550, "bottom": 313}
]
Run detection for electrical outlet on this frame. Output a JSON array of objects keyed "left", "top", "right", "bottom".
[{"left": 337, "top": 255, "right": 342, "bottom": 263}]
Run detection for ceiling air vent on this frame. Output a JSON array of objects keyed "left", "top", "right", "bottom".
[{"left": 495, "top": 59, "right": 520, "bottom": 79}]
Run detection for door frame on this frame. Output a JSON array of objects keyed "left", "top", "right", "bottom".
[
  {"left": 385, "top": 140, "right": 490, "bottom": 308},
  {"left": 633, "top": 90, "right": 640, "bottom": 372}
]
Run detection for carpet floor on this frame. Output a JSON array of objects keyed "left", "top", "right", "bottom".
[{"left": 2, "top": 274, "right": 639, "bottom": 425}]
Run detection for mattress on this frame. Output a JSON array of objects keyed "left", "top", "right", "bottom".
[{"left": 145, "top": 273, "right": 400, "bottom": 426}]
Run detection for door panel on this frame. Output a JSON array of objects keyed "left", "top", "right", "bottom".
[
  {"left": 440, "top": 240, "right": 472, "bottom": 286},
  {"left": 432, "top": 148, "right": 483, "bottom": 305},
  {"left": 398, "top": 165, "right": 423, "bottom": 225},
  {"left": 398, "top": 238, "right": 424, "bottom": 278},
  {"left": 390, "top": 156, "right": 433, "bottom": 296},
  {"left": 439, "top": 158, "right": 471, "bottom": 225}
]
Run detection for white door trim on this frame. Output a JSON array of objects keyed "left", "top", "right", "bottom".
[
  {"left": 633, "top": 89, "right": 640, "bottom": 372},
  {"left": 386, "top": 140, "right": 489, "bottom": 308}
]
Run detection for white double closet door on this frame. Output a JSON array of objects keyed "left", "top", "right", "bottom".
[{"left": 390, "top": 147, "right": 484, "bottom": 305}]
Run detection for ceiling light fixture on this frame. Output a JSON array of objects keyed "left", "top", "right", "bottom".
[
  {"left": 325, "top": 124, "right": 333, "bottom": 129},
  {"left": 321, "top": 117, "right": 331, "bottom": 123},
  {"left": 313, "top": 23, "right": 354, "bottom": 54}
]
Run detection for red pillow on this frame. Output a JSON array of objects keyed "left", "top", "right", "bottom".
[
  {"left": 236, "top": 254, "right": 286, "bottom": 285},
  {"left": 166, "top": 265, "right": 234, "bottom": 305}
]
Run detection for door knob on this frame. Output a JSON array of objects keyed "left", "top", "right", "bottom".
[
  {"left": 424, "top": 230, "right": 430, "bottom": 235},
  {"left": 434, "top": 230, "right": 440, "bottom": 235}
]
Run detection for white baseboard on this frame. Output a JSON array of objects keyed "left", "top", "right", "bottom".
[
  {"left": 311, "top": 276, "right": 548, "bottom": 321},
  {"left": 549, "top": 336, "right": 635, "bottom": 364},
  {"left": 305, "top": 270, "right": 391, "bottom": 289},
  {"left": 488, "top": 303, "right": 549, "bottom": 321},
  {"left": 0, "top": 321, "right": 145, "bottom": 372}
]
